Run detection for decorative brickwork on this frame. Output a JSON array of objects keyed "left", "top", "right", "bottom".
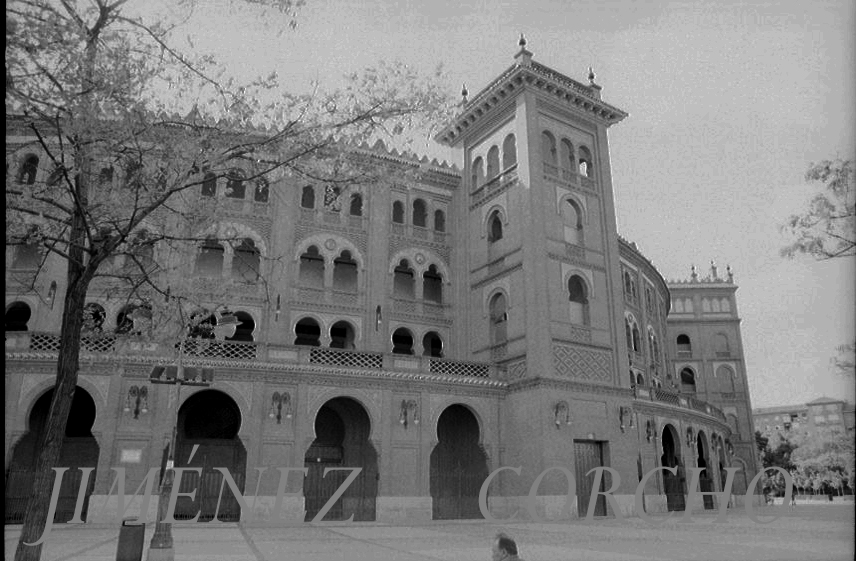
[{"left": 552, "top": 343, "right": 612, "bottom": 382}]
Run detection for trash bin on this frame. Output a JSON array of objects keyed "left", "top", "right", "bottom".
[{"left": 116, "top": 518, "right": 145, "bottom": 561}]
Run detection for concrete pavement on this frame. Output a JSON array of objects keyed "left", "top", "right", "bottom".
[{"left": 5, "top": 505, "right": 853, "bottom": 561}]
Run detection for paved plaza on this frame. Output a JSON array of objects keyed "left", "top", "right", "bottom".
[{"left": 5, "top": 505, "right": 853, "bottom": 561}]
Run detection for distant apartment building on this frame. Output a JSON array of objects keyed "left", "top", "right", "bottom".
[{"left": 753, "top": 397, "right": 855, "bottom": 445}]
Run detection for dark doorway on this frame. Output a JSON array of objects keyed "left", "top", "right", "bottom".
[
  {"left": 661, "top": 425, "right": 686, "bottom": 511},
  {"left": 574, "top": 440, "right": 608, "bottom": 517},
  {"left": 430, "top": 404, "right": 489, "bottom": 520},
  {"left": 304, "top": 397, "right": 378, "bottom": 521},
  {"left": 5, "top": 388, "right": 99, "bottom": 524},
  {"left": 697, "top": 432, "right": 714, "bottom": 509},
  {"left": 174, "top": 390, "right": 246, "bottom": 522}
]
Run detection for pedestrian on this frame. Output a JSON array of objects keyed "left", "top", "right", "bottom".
[
  {"left": 789, "top": 494, "right": 797, "bottom": 510},
  {"left": 492, "top": 532, "right": 525, "bottom": 561}
]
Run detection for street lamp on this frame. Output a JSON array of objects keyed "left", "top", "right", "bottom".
[{"left": 145, "top": 311, "right": 238, "bottom": 561}]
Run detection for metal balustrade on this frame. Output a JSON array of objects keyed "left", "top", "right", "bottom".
[
  {"left": 635, "top": 385, "right": 727, "bottom": 422},
  {"left": 309, "top": 348, "right": 383, "bottom": 369},
  {"left": 428, "top": 358, "right": 490, "bottom": 378}
]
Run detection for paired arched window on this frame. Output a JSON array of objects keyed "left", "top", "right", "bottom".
[
  {"left": 295, "top": 317, "right": 321, "bottom": 346},
  {"left": 486, "top": 146, "right": 500, "bottom": 179},
  {"left": 413, "top": 199, "right": 427, "bottom": 227},
  {"left": 423, "top": 265, "right": 443, "bottom": 304},
  {"left": 471, "top": 157, "right": 485, "bottom": 188},
  {"left": 392, "top": 201, "right": 405, "bottom": 224},
  {"left": 487, "top": 211, "right": 503, "bottom": 243},
  {"left": 422, "top": 331, "right": 443, "bottom": 358},
  {"left": 393, "top": 259, "right": 415, "bottom": 299},
  {"left": 349, "top": 193, "right": 363, "bottom": 216},
  {"left": 716, "top": 366, "right": 736, "bottom": 393},
  {"left": 225, "top": 169, "right": 245, "bottom": 199},
  {"left": 392, "top": 327, "right": 414, "bottom": 355},
  {"left": 541, "top": 131, "right": 557, "bottom": 167},
  {"left": 232, "top": 238, "right": 260, "bottom": 282},
  {"left": 330, "top": 320, "right": 356, "bottom": 349},
  {"left": 5, "top": 302, "right": 32, "bottom": 332},
  {"left": 567, "top": 275, "right": 589, "bottom": 325},
  {"left": 562, "top": 199, "right": 583, "bottom": 245},
  {"left": 18, "top": 155, "right": 39, "bottom": 185},
  {"left": 196, "top": 237, "right": 225, "bottom": 277},
  {"left": 434, "top": 210, "right": 446, "bottom": 233},
  {"left": 299, "top": 245, "right": 324, "bottom": 286},
  {"left": 228, "top": 311, "right": 255, "bottom": 342},
  {"left": 332, "top": 250, "right": 358, "bottom": 292},
  {"left": 578, "top": 146, "right": 593, "bottom": 177},
  {"left": 502, "top": 134, "right": 517, "bottom": 168},
  {"left": 625, "top": 316, "right": 640, "bottom": 352},
  {"left": 677, "top": 334, "right": 692, "bottom": 354},
  {"left": 489, "top": 293, "right": 508, "bottom": 345},
  {"left": 202, "top": 172, "right": 217, "bottom": 197},
  {"left": 301, "top": 185, "right": 316, "bottom": 209}
]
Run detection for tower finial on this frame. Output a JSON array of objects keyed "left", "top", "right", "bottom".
[
  {"left": 691, "top": 265, "right": 698, "bottom": 282},
  {"left": 710, "top": 260, "right": 718, "bottom": 280},
  {"left": 588, "top": 66, "right": 596, "bottom": 84},
  {"left": 461, "top": 83, "right": 468, "bottom": 104},
  {"left": 518, "top": 33, "right": 527, "bottom": 49},
  {"left": 726, "top": 265, "right": 733, "bottom": 282}
]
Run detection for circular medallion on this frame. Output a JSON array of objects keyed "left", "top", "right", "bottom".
[
  {"left": 324, "top": 239, "right": 337, "bottom": 250},
  {"left": 415, "top": 253, "right": 425, "bottom": 264}
]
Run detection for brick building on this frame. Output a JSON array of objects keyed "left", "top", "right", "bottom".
[
  {"left": 754, "top": 397, "right": 856, "bottom": 447},
  {"left": 5, "top": 43, "right": 760, "bottom": 524}
]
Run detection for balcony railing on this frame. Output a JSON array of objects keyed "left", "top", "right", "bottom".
[
  {"left": 6, "top": 331, "right": 502, "bottom": 380},
  {"left": 634, "top": 385, "right": 727, "bottom": 422}
]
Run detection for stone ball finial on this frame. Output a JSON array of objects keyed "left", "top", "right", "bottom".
[
  {"left": 588, "top": 66, "right": 596, "bottom": 84},
  {"left": 691, "top": 265, "right": 698, "bottom": 281},
  {"left": 461, "top": 83, "right": 468, "bottom": 103},
  {"left": 519, "top": 33, "right": 527, "bottom": 48}
]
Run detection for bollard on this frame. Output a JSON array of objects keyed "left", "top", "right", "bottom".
[{"left": 116, "top": 517, "right": 145, "bottom": 561}]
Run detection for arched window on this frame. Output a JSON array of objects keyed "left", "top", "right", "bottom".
[
  {"left": 413, "top": 199, "right": 427, "bottom": 227},
  {"left": 541, "top": 131, "right": 557, "bottom": 167},
  {"left": 434, "top": 210, "right": 446, "bottom": 232},
  {"left": 650, "top": 330, "right": 660, "bottom": 363},
  {"left": 299, "top": 245, "right": 325, "bottom": 286},
  {"left": 332, "top": 250, "right": 358, "bottom": 292},
  {"left": 562, "top": 199, "right": 583, "bottom": 245},
  {"left": 330, "top": 320, "right": 355, "bottom": 349},
  {"left": 295, "top": 318, "right": 321, "bottom": 346},
  {"left": 625, "top": 319, "right": 633, "bottom": 350},
  {"left": 422, "top": 331, "right": 443, "bottom": 358},
  {"left": 323, "top": 185, "right": 342, "bottom": 211},
  {"left": 349, "top": 193, "right": 363, "bottom": 216},
  {"left": 225, "top": 169, "right": 245, "bottom": 199},
  {"left": 680, "top": 367, "right": 697, "bottom": 392},
  {"left": 18, "top": 155, "right": 39, "bottom": 184},
  {"left": 567, "top": 275, "right": 588, "bottom": 325},
  {"left": 5, "top": 302, "right": 32, "bottom": 332},
  {"left": 471, "top": 157, "right": 484, "bottom": 188},
  {"left": 392, "top": 200, "right": 405, "bottom": 224},
  {"left": 301, "top": 185, "right": 316, "bottom": 209},
  {"left": 195, "top": 237, "right": 224, "bottom": 277},
  {"left": 392, "top": 327, "right": 414, "bottom": 355},
  {"left": 714, "top": 333, "right": 730, "bottom": 355},
  {"left": 423, "top": 264, "right": 443, "bottom": 304},
  {"left": 578, "top": 146, "right": 593, "bottom": 177},
  {"left": 232, "top": 238, "right": 260, "bottom": 282},
  {"left": 636, "top": 372, "right": 645, "bottom": 386},
  {"left": 254, "top": 178, "right": 269, "bottom": 203},
  {"left": 502, "top": 134, "right": 517, "bottom": 168},
  {"left": 632, "top": 324, "right": 641, "bottom": 353},
  {"left": 393, "top": 259, "right": 415, "bottom": 299},
  {"left": 227, "top": 311, "right": 255, "bottom": 342},
  {"left": 489, "top": 293, "right": 508, "bottom": 345},
  {"left": 202, "top": 172, "right": 217, "bottom": 197},
  {"left": 486, "top": 145, "right": 500, "bottom": 179},
  {"left": 677, "top": 334, "right": 692, "bottom": 355},
  {"left": 716, "top": 366, "right": 736, "bottom": 393},
  {"left": 82, "top": 303, "right": 106, "bottom": 334},
  {"left": 487, "top": 211, "right": 503, "bottom": 243},
  {"left": 560, "top": 139, "right": 575, "bottom": 172}
]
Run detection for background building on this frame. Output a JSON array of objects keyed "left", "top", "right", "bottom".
[
  {"left": 754, "top": 397, "right": 856, "bottom": 446},
  {"left": 5, "top": 44, "right": 760, "bottom": 524}
]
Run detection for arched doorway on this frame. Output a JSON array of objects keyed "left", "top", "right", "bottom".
[
  {"left": 696, "top": 431, "right": 714, "bottom": 509},
  {"left": 304, "top": 397, "right": 378, "bottom": 521},
  {"left": 5, "top": 387, "right": 99, "bottom": 524},
  {"left": 660, "top": 424, "right": 685, "bottom": 511},
  {"left": 174, "top": 390, "right": 246, "bottom": 522},
  {"left": 430, "top": 404, "right": 489, "bottom": 520}
]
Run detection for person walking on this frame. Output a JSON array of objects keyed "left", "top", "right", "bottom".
[{"left": 492, "top": 533, "right": 525, "bottom": 561}]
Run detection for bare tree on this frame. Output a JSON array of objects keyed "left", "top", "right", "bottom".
[
  {"left": 5, "top": 1, "right": 451, "bottom": 559},
  {"left": 780, "top": 158, "right": 855, "bottom": 260}
]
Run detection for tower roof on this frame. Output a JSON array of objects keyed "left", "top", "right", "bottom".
[{"left": 434, "top": 40, "right": 628, "bottom": 146}]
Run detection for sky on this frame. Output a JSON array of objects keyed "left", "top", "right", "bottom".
[{"left": 169, "top": 0, "right": 855, "bottom": 408}]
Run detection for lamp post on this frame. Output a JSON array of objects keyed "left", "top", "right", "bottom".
[{"left": 145, "top": 311, "right": 239, "bottom": 561}]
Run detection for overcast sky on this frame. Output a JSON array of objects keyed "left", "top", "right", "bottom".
[{"left": 177, "top": 0, "right": 855, "bottom": 408}]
